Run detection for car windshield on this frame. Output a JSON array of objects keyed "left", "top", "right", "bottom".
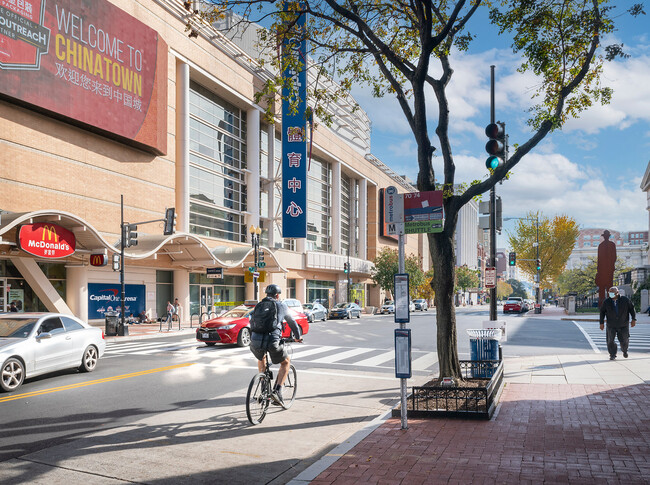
[
  {"left": 303, "top": 304, "right": 313, "bottom": 310},
  {"left": 506, "top": 299, "right": 521, "bottom": 303},
  {"left": 384, "top": 301, "right": 394, "bottom": 306},
  {"left": 334, "top": 303, "right": 349, "bottom": 309},
  {"left": 0, "top": 318, "right": 39, "bottom": 338},
  {"left": 221, "top": 307, "right": 252, "bottom": 319}
]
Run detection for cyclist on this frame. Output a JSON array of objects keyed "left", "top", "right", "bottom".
[{"left": 249, "top": 284, "right": 303, "bottom": 406}]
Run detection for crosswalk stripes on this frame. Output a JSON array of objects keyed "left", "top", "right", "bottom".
[
  {"left": 104, "top": 340, "right": 438, "bottom": 371},
  {"left": 574, "top": 321, "right": 650, "bottom": 353}
]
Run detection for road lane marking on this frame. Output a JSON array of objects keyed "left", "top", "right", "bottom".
[
  {"left": 309, "top": 347, "right": 374, "bottom": 364},
  {"left": 355, "top": 351, "right": 394, "bottom": 367},
  {"left": 572, "top": 321, "right": 601, "bottom": 353},
  {"left": 0, "top": 363, "right": 195, "bottom": 403}
]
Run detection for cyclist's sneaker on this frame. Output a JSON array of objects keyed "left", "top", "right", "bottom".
[{"left": 271, "top": 387, "right": 284, "bottom": 406}]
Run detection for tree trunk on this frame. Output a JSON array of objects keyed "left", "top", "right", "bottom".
[{"left": 429, "top": 228, "right": 462, "bottom": 379}]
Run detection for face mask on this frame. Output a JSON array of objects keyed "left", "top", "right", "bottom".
[{"left": 608, "top": 292, "right": 616, "bottom": 298}]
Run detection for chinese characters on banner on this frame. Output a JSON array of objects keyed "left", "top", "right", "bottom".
[{"left": 281, "top": 3, "right": 307, "bottom": 238}]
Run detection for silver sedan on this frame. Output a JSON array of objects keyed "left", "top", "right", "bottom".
[{"left": 0, "top": 313, "right": 106, "bottom": 392}]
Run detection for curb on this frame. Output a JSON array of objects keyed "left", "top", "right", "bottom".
[
  {"left": 286, "top": 409, "right": 393, "bottom": 484},
  {"left": 104, "top": 326, "right": 196, "bottom": 343}
]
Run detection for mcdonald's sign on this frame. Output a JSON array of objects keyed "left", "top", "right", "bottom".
[
  {"left": 17, "top": 223, "right": 76, "bottom": 259},
  {"left": 90, "top": 254, "right": 108, "bottom": 267}
]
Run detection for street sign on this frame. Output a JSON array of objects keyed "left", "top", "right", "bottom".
[
  {"left": 253, "top": 271, "right": 260, "bottom": 278},
  {"left": 485, "top": 267, "right": 496, "bottom": 288},
  {"left": 394, "top": 328, "right": 412, "bottom": 378},
  {"left": 206, "top": 267, "right": 223, "bottom": 279},
  {"left": 394, "top": 273, "right": 410, "bottom": 324},
  {"left": 248, "top": 266, "right": 254, "bottom": 272},
  {"left": 258, "top": 262, "right": 266, "bottom": 268},
  {"left": 384, "top": 188, "right": 444, "bottom": 235}
]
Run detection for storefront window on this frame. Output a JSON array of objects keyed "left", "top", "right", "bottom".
[
  {"left": 156, "top": 270, "right": 173, "bottom": 319},
  {"left": 286, "top": 279, "right": 296, "bottom": 299},
  {"left": 306, "top": 158, "right": 332, "bottom": 252},
  {"left": 189, "top": 273, "right": 245, "bottom": 316},
  {"left": 307, "top": 280, "right": 335, "bottom": 305},
  {"left": 0, "top": 261, "right": 65, "bottom": 312}
]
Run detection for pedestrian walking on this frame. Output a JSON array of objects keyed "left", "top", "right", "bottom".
[{"left": 599, "top": 286, "right": 636, "bottom": 360}]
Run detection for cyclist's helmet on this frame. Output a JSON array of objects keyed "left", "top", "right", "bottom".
[{"left": 265, "top": 284, "right": 282, "bottom": 296}]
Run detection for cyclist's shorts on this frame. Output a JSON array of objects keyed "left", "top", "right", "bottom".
[{"left": 250, "top": 336, "right": 287, "bottom": 364}]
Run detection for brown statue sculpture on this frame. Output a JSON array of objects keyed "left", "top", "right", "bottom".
[{"left": 595, "top": 230, "right": 616, "bottom": 308}]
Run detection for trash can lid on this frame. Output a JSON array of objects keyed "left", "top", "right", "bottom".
[{"left": 466, "top": 328, "right": 502, "bottom": 339}]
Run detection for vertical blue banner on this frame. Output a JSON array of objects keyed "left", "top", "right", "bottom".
[{"left": 281, "top": 4, "right": 307, "bottom": 238}]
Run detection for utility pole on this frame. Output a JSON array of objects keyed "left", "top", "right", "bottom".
[
  {"left": 489, "top": 65, "right": 497, "bottom": 322},
  {"left": 119, "top": 195, "right": 126, "bottom": 336}
]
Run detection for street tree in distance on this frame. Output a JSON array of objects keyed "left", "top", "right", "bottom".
[
  {"left": 199, "top": 1, "right": 644, "bottom": 379},
  {"left": 371, "top": 247, "right": 425, "bottom": 300},
  {"left": 508, "top": 212, "right": 579, "bottom": 290},
  {"left": 507, "top": 279, "right": 528, "bottom": 300},
  {"left": 415, "top": 269, "right": 435, "bottom": 303},
  {"left": 557, "top": 257, "right": 633, "bottom": 297},
  {"left": 496, "top": 280, "right": 513, "bottom": 301},
  {"left": 455, "top": 265, "right": 479, "bottom": 299}
]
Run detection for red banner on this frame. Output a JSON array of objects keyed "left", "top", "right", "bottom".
[
  {"left": 17, "top": 223, "right": 76, "bottom": 258},
  {"left": 0, "top": 0, "right": 167, "bottom": 154}
]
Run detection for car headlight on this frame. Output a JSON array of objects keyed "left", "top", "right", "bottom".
[{"left": 219, "top": 324, "right": 236, "bottom": 330}]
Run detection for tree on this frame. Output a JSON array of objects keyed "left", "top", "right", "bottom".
[
  {"left": 415, "top": 269, "right": 435, "bottom": 302},
  {"left": 199, "top": 1, "right": 643, "bottom": 378},
  {"left": 507, "top": 279, "right": 528, "bottom": 299},
  {"left": 456, "top": 265, "right": 479, "bottom": 294},
  {"left": 371, "top": 247, "right": 424, "bottom": 299},
  {"left": 557, "top": 257, "right": 634, "bottom": 297},
  {"left": 508, "top": 212, "right": 580, "bottom": 289},
  {"left": 496, "top": 280, "right": 513, "bottom": 301}
]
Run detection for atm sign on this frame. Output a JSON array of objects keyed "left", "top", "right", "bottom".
[{"left": 17, "top": 223, "right": 76, "bottom": 259}]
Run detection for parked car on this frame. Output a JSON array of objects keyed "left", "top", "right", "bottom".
[
  {"left": 524, "top": 299, "right": 535, "bottom": 312},
  {"left": 196, "top": 304, "right": 309, "bottom": 347},
  {"left": 282, "top": 299, "right": 304, "bottom": 314},
  {"left": 303, "top": 302, "right": 327, "bottom": 322},
  {"left": 409, "top": 301, "right": 416, "bottom": 312},
  {"left": 0, "top": 313, "right": 106, "bottom": 392},
  {"left": 328, "top": 302, "right": 362, "bottom": 319},
  {"left": 379, "top": 301, "right": 395, "bottom": 314},
  {"left": 413, "top": 299, "right": 428, "bottom": 311},
  {"left": 503, "top": 297, "right": 525, "bottom": 314}
]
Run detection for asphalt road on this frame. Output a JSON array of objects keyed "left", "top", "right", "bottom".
[{"left": 0, "top": 307, "right": 599, "bottom": 482}]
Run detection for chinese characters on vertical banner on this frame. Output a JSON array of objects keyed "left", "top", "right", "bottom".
[{"left": 281, "top": 4, "right": 307, "bottom": 238}]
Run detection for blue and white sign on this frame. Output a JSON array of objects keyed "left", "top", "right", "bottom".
[
  {"left": 88, "top": 283, "right": 145, "bottom": 320},
  {"left": 281, "top": 3, "right": 308, "bottom": 238}
]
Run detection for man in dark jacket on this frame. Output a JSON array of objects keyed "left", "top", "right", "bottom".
[{"left": 600, "top": 286, "right": 636, "bottom": 360}]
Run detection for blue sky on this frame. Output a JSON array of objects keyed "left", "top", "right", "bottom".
[{"left": 347, "top": 6, "right": 649, "bottom": 247}]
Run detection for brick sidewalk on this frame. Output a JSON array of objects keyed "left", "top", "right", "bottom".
[{"left": 312, "top": 382, "right": 650, "bottom": 484}]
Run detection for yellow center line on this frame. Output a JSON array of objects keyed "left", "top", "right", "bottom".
[{"left": 0, "top": 363, "right": 195, "bottom": 403}]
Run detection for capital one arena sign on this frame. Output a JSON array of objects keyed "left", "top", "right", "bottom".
[{"left": 0, "top": 0, "right": 167, "bottom": 154}]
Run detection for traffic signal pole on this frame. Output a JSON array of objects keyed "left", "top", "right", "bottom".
[
  {"left": 120, "top": 195, "right": 126, "bottom": 335},
  {"left": 489, "top": 66, "right": 497, "bottom": 322}
]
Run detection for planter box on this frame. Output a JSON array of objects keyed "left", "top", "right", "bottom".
[{"left": 392, "top": 360, "right": 504, "bottom": 420}]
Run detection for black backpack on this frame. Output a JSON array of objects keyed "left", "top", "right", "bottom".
[{"left": 250, "top": 297, "right": 278, "bottom": 334}]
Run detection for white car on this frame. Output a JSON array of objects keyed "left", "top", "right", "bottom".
[
  {"left": 282, "top": 299, "right": 304, "bottom": 314},
  {"left": 379, "top": 301, "right": 395, "bottom": 314},
  {"left": 0, "top": 313, "right": 106, "bottom": 392},
  {"left": 413, "top": 299, "right": 428, "bottom": 311}
]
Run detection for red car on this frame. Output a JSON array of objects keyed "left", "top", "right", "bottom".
[
  {"left": 196, "top": 304, "right": 309, "bottom": 347},
  {"left": 503, "top": 298, "right": 525, "bottom": 314}
]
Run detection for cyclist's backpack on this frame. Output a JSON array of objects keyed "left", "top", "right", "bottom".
[{"left": 250, "top": 297, "right": 278, "bottom": 334}]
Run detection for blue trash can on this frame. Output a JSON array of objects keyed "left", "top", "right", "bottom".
[{"left": 467, "top": 329, "right": 501, "bottom": 378}]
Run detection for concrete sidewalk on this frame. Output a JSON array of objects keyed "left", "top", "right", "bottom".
[{"left": 299, "top": 349, "right": 650, "bottom": 484}]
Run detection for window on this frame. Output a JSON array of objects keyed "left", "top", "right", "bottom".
[
  {"left": 306, "top": 157, "right": 332, "bottom": 252},
  {"left": 39, "top": 317, "right": 64, "bottom": 336},
  {"left": 61, "top": 316, "right": 83, "bottom": 332},
  {"left": 189, "top": 81, "right": 247, "bottom": 242}
]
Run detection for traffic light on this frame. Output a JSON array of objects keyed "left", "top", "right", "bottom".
[
  {"left": 112, "top": 254, "right": 120, "bottom": 271},
  {"left": 125, "top": 224, "right": 138, "bottom": 247},
  {"left": 163, "top": 208, "right": 177, "bottom": 235},
  {"left": 508, "top": 252, "right": 516, "bottom": 266},
  {"left": 536, "top": 259, "right": 541, "bottom": 271},
  {"left": 258, "top": 251, "right": 265, "bottom": 268},
  {"left": 343, "top": 262, "right": 349, "bottom": 274},
  {"left": 485, "top": 122, "right": 506, "bottom": 170}
]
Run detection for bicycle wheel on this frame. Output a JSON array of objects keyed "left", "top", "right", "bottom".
[
  {"left": 282, "top": 364, "right": 298, "bottom": 410},
  {"left": 246, "top": 373, "right": 270, "bottom": 425}
]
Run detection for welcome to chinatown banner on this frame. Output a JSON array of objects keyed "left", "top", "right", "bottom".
[{"left": 0, "top": 0, "right": 167, "bottom": 154}]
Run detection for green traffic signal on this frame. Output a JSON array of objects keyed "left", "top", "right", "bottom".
[{"left": 486, "top": 156, "right": 501, "bottom": 170}]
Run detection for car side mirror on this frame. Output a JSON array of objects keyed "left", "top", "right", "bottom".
[{"left": 36, "top": 332, "right": 52, "bottom": 340}]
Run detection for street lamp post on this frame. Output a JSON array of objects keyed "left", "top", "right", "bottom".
[{"left": 249, "top": 225, "right": 262, "bottom": 301}]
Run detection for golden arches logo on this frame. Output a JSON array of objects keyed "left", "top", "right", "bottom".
[
  {"left": 41, "top": 225, "right": 59, "bottom": 242},
  {"left": 90, "top": 254, "right": 106, "bottom": 266}
]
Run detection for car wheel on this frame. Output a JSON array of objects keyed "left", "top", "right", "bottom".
[
  {"left": 205, "top": 342, "right": 216, "bottom": 346},
  {"left": 322, "top": 314, "right": 326, "bottom": 322},
  {"left": 1, "top": 357, "right": 25, "bottom": 392},
  {"left": 346, "top": 312, "right": 351, "bottom": 319},
  {"left": 357, "top": 311, "right": 361, "bottom": 318},
  {"left": 79, "top": 345, "right": 99, "bottom": 373},
  {"left": 237, "top": 327, "right": 252, "bottom": 347}
]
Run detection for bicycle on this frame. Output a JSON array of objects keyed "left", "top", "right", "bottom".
[{"left": 246, "top": 338, "right": 298, "bottom": 425}]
